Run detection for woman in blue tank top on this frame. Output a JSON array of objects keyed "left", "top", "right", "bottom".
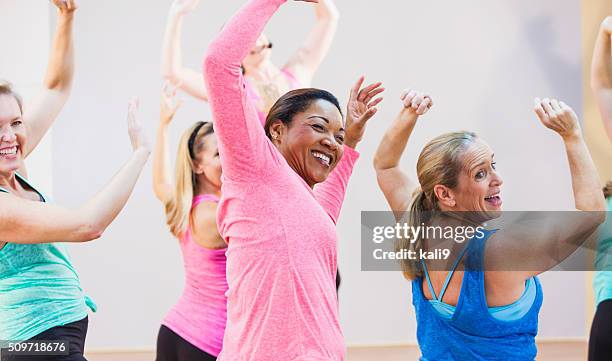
[
  {"left": 373, "top": 89, "right": 606, "bottom": 360},
  {"left": 0, "top": 2, "right": 150, "bottom": 359}
]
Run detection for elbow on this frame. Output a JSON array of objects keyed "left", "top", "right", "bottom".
[
  {"left": 203, "top": 49, "right": 223, "bottom": 78},
  {"left": 76, "top": 221, "right": 104, "bottom": 243}
]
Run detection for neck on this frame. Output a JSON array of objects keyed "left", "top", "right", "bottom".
[
  {"left": 195, "top": 178, "right": 221, "bottom": 198},
  {"left": 0, "top": 170, "right": 19, "bottom": 191}
]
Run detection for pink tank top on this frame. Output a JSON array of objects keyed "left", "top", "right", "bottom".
[
  {"left": 244, "top": 68, "right": 301, "bottom": 124},
  {"left": 162, "top": 194, "right": 228, "bottom": 357}
]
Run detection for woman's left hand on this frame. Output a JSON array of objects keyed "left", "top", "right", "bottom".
[
  {"left": 344, "top": 76, "right": 384, "bottom": 149},
  {"left": 51, "top": 0, "right": 78, "bottom": 14}
]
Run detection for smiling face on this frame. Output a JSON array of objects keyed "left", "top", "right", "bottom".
[
  {"left": 270, "top": 99, "right": 345, "bottom": 187},
  {"left": 436, "top": 138, "right": 503, "bottom": 214},
  {"left": 0, "top": 94, "right": 25, "bottom": 176}
]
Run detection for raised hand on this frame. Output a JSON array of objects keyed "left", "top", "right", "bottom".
[
  {"left": 170, "top": 0, "right": 201, "bottom": 15},
  {"left": 400, "top": 89, "right": 433, "bottom": 116},
  {"left": 160, "top": 82, "right": 183, "bottom": 126},
  {"left": 345, "top": 76, "right": 384, "bottom": 148},
  {"left": 533, "top": 98, "right": 581, "bottom": 141},
  {"left": 127, "top": 97, "right": 150, "bottom": 152},
  {"left": 51, "top": 0, "right": 78, "bottom": 13}
]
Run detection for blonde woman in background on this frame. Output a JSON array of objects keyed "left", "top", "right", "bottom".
[{"left": 152, "top": 84, "right": 226, "bottom": 361}]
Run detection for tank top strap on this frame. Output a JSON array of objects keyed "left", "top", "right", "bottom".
[
  {"left": 0, "top": 173, "right": 46, "bottom": 202},
  {"left": 193, "top": 194, "right": 220, "bottom": 208},
  {"left": 421, "top": 242, "right": 471, "bottom": 301}
]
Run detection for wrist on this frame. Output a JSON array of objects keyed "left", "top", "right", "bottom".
[
  {"left": 344, "top": 138, "right": 359, "bottom": 150},
  {"left": 562, "top": 132, "right": 583, "bottom": 146}
]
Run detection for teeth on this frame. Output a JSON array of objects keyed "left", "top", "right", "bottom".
[
  {"left": 312, "top": 151, "right": 331, "bottom": 165},
  {"left": 0, "top": 146, "right": 17, "bottom": 155}
]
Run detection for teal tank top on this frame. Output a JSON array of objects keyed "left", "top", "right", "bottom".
[
  {"left": 594, "top": 198, "right": 612, "bottom": 307},
  {"left": 0, "top": 173, "right": 96, "bottom": 341}
]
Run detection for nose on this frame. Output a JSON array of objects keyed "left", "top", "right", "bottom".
[
  {"left": 321, "top": 134, "right": 339, "bottom": 151},
  {"left": 491, "top": 169, "right": 503, "bottom": 187},
  {"left": 0, "top": 125, "right": 16, "bottom": 144}
]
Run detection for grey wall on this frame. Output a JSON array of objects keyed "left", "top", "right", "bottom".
[{"left": 3, "top": 0, "right": 586, "bottom": 350}]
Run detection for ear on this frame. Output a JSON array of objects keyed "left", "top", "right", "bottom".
[
  {"left": 269, "top": 120, "right": 287, "bottom": 143},
  {"left": 192, "top": 159, "right": 205, "bottom": 175},
  {"left": 433, "top": 184, "right": 456, "bottom": 208}
]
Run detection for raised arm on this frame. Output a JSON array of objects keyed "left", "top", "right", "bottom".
[
  {"left": 0, "top": 99, "right": 150, "bottom": 244},
  {"left": 487, "top": 98, "right": 606, "bottom": 279},
  {"left": 152, "top": 84, "right": 182, "bottom": 204},
  {"left": 373, "top": 89, "right": 432, "bottom": 213},
  {"left": 203, "top": 0, "right": 316, "bottom": 181},
  {"left": 284, "top": 0, "right": 339, "bottom": 85},
  {"left": 314, "top": 77, "right": 383, "bottom": 222},
  {"left": 161, "top": 0, "right": 209, "bottom": 101},
  {"left": 22, "top": 0, "right": 77, "bottom": 158},
  {"left": 591, "top": 16, "right": 612, "bottom": 140}
]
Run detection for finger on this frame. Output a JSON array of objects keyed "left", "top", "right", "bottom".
[
  {"left": 403, "top": 90, "right": 416, "bottom": 108},
  {"left": 360, "top": 107, "right": 378, "bottom": 123},
  {"left": 358, "top": 82, "right": 383, "bottom": 101},
  {"left": 550, "top": 99, "right": 562, "bottom": 112},
  {"left": 541, "top": 98, "right": 555, "bottom": 117},
  {"left": 363, "top": 87, "right": 385, "bottom": 104},
  {"left": 367, "top": 97, "right": 384, "bottom": 108},
  {"left": 411, "top": 93, "right": 424, "bottom": 109},
  {"left": 351, "top": 76, "right": 365, "bottom": 99},
  {"left": 416, "top": 97, "right": 431, "bottom": 115},
  {"left": 559, "top": 101, "right": 578, "bottom": 119},
  {"left": 533, "top": 98, "right": 547, "bottom": 122},
  {"left": 424, "top": 95, "right": 433, "bottom": 108},
  {"left": 400, "top": 89, "right": 410, "bottom": 101}
]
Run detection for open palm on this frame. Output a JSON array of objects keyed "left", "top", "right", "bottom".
[{"left": 345, "top": 76, "right": 384, "bottom": 148}]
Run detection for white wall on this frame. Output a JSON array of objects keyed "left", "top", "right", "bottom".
[{"left": 3, "top": 0, "right": 586, "bottom": 350}]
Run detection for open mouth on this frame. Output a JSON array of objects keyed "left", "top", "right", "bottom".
[
  {"left": 0, "top": 145, "right": 18, "bottom": 158},
  {"left": 311, "top": 150, "right": 332, "bottom": 168},
  {"left": 484, "top": 192, "right": 502, "bottom": 207}
]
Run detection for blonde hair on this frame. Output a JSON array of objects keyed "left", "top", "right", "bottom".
[
  {"left": 0, "top": 80, "right": 23, "bottom": 114},
  {"left": 165, "top": 122, "right": 214, "bottom": 237},
  {"left": 398, "top": 131, "right": 478, "bottom": 280}
]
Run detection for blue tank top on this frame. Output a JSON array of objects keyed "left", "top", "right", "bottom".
[
  {"left": 412, "top": 230, "right": 543, "bottom": 361},
  {"left": 0, "top": 173, "right": 96, "bottom": 341},
  {"left": 593, "top": 198, "right": 612, "bottom": 307}
]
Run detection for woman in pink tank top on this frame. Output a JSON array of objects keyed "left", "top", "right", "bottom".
[
  {"left": 203, "top": 1, "right": 384, "bottom": 359},
  {"left": 161, "top": 0, "right": 340, "bottom": 124},
  {"left": 152, "top": 85, "right": 227, "bottom": 361}
]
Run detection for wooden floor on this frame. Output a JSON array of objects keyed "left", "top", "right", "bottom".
[{"left": 85, "top": 341, "right": 587, "bottom": 361}]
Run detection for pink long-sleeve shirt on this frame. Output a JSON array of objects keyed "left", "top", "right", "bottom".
[{"left": 203, "top": 1, "right": 357, "bottom": 360}]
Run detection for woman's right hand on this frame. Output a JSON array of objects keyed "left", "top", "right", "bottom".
[
  {"left": 160, "top": 82, "right": 183, "bottom": 126},
  {"left": 170, "top": 0, "right": 200, "bottom": 15},
  {"left": 533, "top": 98, "right": 582, "bottom": 141},
  {"left": 127, "top": 97, "right": 150, "bottom": 152},
  {"left": 400, "top": 89, "right": 433, "bottom": 117},
  {"left": 601, "top": 16, "right": 612, "bottom": 35}
]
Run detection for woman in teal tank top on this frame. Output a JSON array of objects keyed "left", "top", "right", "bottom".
[
  {"left": 373, "top": 89, "right": 606, "bottom": 360},
  {"left": 0, "top": 2, "right": 150, "bottom": 359}
]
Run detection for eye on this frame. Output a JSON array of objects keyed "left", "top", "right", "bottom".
[
  {"left": 11, "top": 120, "right": 22, "bottom": 127},
  {"left": 475, "top": 170, "right": 486, "bottom": 180},
  {"left": 491, "top": 162, "right": 497, "bottom": 170},
  {"left": 335, "top": 135, "right": 345, "bottom": 144},
  {"left": 311, "top": 124, "right": 325, "bottom": 132}
]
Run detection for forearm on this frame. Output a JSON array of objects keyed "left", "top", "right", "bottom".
[
  {"left": 591, "top": 26, "right": 612, "bottom": 90},
  {"left": 162, "top": 10, "right": 184, "bottom": 81},
  {"left": 563, "top": 136, "right": 606, "bottom": 211},
  {"left": 373, "top": 108, "right": 417, "bottom": 170},
  {"left": 152, "top": 124, "right": 173, "bottom": 202},
  {"left": 80, "top": 148, "right": 150, "bottom": 234},
  {"left": 44, "top": 12, "right": 75, "bottom": 91}
]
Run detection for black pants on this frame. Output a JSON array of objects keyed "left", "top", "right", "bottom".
[
  {"left": 156, "top": 325, "right": 217, "bottom": 361},
  {"left": 1, "top": 317, "right": 88, "bottom": 361},
  {"left": 336, "top": 269, "right": 341, "bottom": 293},
  {"left": 589, "top": 299, "right": 612, "bottom": 361}
]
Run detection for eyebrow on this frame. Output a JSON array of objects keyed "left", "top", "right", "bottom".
[
  {"left": 469, "top": 154, "right": 495, "bottom": 171},
  {"left": 307, "top": 115, "right": 345, "bottom": 132}
]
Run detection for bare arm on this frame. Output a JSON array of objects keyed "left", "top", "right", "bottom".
[
  {"left": 373, "top": 90, "right": 432, "bottom": 213},
  {"left": 162, "top": 0, "right": 209, "bottom": 101},
  {"left": 591, "top": 17, "right": 612, "bottom": 140},
  {"left": 284, "top": 0, "right": 339, "bottom": 85},
  {"left": 152, "top": 85, "right": 182, "bottom": 204},
  {"left": 23, "top": 0, "right": 77, "bottom": 158},
  {"left": 487, "top": 99, "right": 606, "bottom": 278},
  {"left": 1, "top": 99, "right": 150, "bottom": 244}
]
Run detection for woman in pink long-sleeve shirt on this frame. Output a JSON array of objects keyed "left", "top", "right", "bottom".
[{"left": 203, "top": 1, "right": 383, "bottom": 359}]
